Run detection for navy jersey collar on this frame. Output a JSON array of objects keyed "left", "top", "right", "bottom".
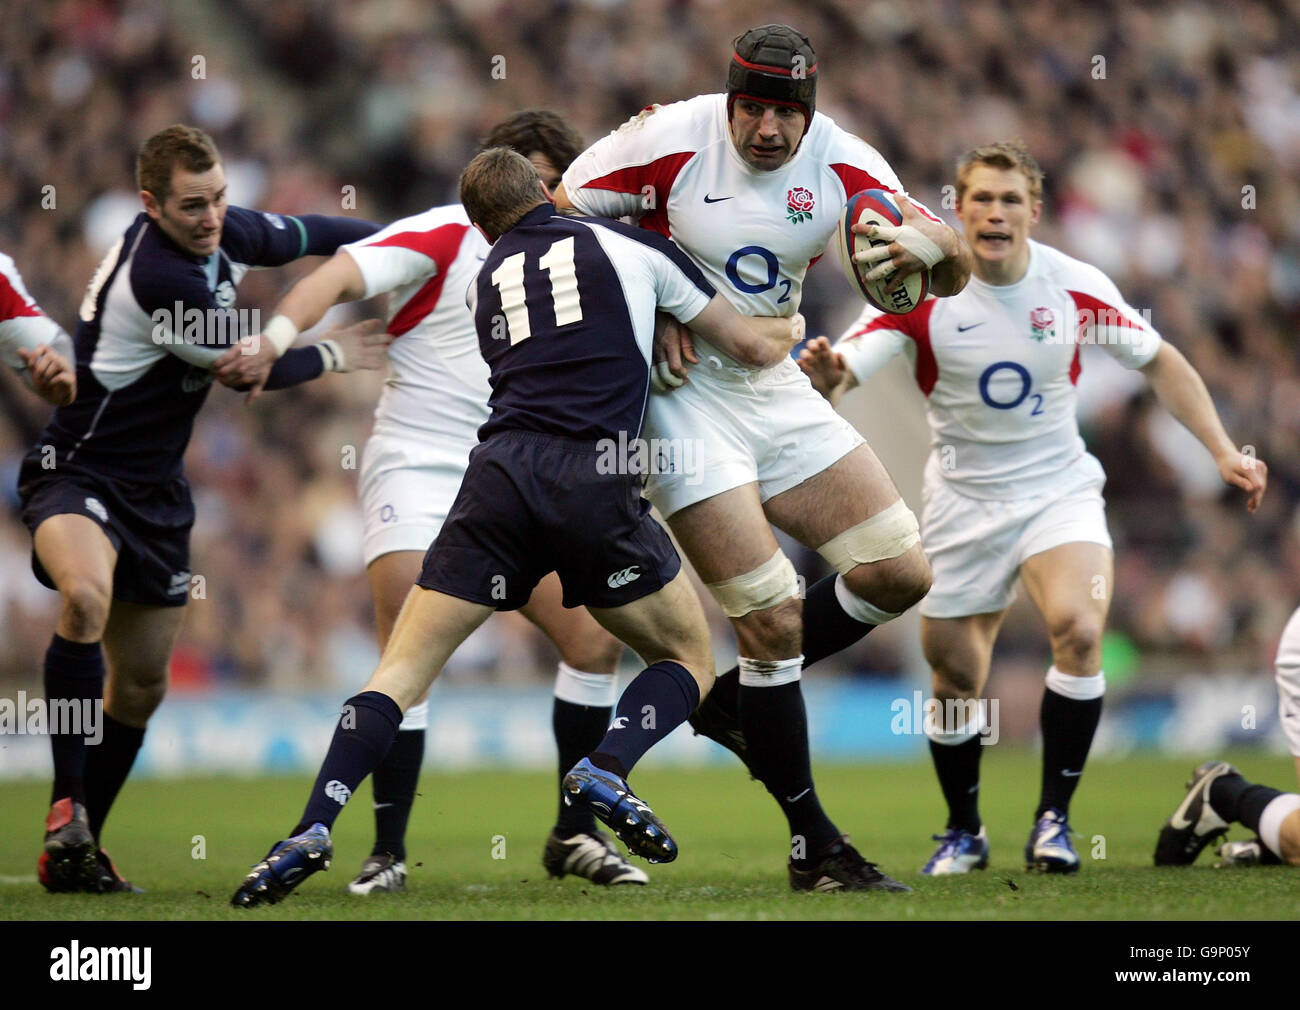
[{"left": 516, "top": 202, "right": 557, "bottom": 227}]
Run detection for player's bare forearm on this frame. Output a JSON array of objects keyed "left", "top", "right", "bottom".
[
  {"left": 929, "top": 230, "right": 973, "bottom": 297},
  {"left": 1141, "top": 343, "right": 1236, "bottom": 460},
  {"left": 746, "top": 314, "right": 804, "bottom": 367},
  {"left": 1142, "top": 341, "right": 1267, "bottom": 509},
  {"left": 275, "top": 251, "right": 367, "bottom": 332}
]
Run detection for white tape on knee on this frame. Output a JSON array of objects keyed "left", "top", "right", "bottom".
[
  {"left": 833, "top": 574, "right": 903, "bottom": 625},
  {"left": 705, "top": 550, "right": 801, "bottom": 619},
  {"left": 818, "top": 500, "right": 920, "bottom": 575},
  {"left": 399, "top": 698, "right": 429, "bottom": 731},
  {"left": 738, "top": 654, "right": 804, "bottom": 688},
  {"left": 553, "top": 661, "right": 618, "bottom": 707}
]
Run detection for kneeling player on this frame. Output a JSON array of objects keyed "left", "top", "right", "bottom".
[
  {"left": 1154, "top": 605, "right": 1300, "bottom": 868},
  {"left": 231, "top": 147, "right": 802, "bottom": 906},
  {"left": 802, "top": 141, "right": 1267, "bottom": 874}
]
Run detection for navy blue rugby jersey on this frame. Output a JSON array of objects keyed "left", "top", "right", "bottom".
[
  {"left": 470, "top": 204, "right": 714, "bottom": 443},
  {"left": 37, "top": 207, "right": 376, "bottom": 483}
]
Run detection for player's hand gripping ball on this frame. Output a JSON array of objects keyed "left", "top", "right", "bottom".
[{"left": 837, "top": 189, "right": 930, "bottom": 315}]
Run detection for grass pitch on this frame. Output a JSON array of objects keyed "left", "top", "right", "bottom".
[{"left": 2, "top": 750, "right": 1297, "bottom": 920}]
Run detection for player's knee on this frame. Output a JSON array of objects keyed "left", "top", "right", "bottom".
[
  {"left": 733, "top": 597, "right": 802, "bottom": 659},
  {"left": 842, "top": 549, "right": 932, "bottom": 616},
  {"left": 1049, "top": 614, "right": 1103, "bottom": 670},
  {"left": 931, "top": 662, "right": 980, "bottom": 700},
  {"left": 58, "top": 578, "right": 112, "bottom": 639},
  {"left": 111, "top": 669, "right": 168, "bottom": 722}
]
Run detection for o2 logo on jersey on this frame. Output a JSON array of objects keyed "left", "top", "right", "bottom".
[
  {"left": 725, "top": 246, "right": 791, "bottom": 303},
  {"left": 979, "top": 361, "right": 1043, "bottom": 416},
  {"left": 214, "top": 280, "right": 236, "bottom": 307}
]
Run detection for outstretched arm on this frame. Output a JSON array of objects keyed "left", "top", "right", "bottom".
[{"left": 1140, "top": 342, "right": 1267, "bottom": 512}]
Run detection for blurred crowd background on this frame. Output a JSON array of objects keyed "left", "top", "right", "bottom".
[{"left": 1, "top": 0, "right": 1298, "bottom": 699}]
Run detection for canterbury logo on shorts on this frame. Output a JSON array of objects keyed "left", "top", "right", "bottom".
[{"left": 606, "top": 565, "right": 641, "bottom": 588}]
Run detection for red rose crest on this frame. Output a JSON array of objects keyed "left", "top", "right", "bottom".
[
  {"left": 1029, "top": 306, "right": 1056, "bottom": 341},
  {"left": 786, "top": 186, "right": 814, "bottom": 224}
]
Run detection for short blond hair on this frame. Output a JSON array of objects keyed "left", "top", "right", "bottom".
[{"left": 955, "top": 140, "right": 1044, "bottom": 205}]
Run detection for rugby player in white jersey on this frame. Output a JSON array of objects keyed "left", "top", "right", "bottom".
[
  {"left": 216, "top": 112, "right": 650, "bottom": 891},
  {"left": 1154, "top": 606, "right": 1300, "bottom": 869},
  {"left": 800, "top": 141, "right": 1269, "bottom": 874},
  {"left": 0, "top": 252, "right": 76, "bottom": 406},
  {"left": 553, "top": 24, "right": 973, "bottom": 891}
]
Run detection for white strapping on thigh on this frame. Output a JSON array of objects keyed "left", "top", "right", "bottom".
[
  {"left": 818, "top": 499, "right": 920, "bottom": 575},
  {"left": 705, "top": 549, "right": 800, "bottom": 619}
]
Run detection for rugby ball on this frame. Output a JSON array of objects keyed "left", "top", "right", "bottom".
[{"left": 836, "top": 189, "right": 929, "bottom": 315}]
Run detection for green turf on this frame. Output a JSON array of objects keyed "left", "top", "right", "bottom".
[{"left": 3, "top": 750, "right": 1297, "bottom": 919}]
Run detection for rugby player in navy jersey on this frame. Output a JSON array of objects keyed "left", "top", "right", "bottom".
[
  {"left": 231, "top": 147, "right": 804, "bottom": 906},
  {"left": 25, "top": 124, "right": 388, "bottom": 893}
]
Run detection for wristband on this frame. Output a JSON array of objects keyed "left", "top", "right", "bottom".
[
  {"left": 262, "top": 314, "right": 299, "bottom": 357},
  {"left": 315, "top": 338, "right": 345, "bottom": 372}
]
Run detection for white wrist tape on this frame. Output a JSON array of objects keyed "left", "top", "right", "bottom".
[
  {"left": 651, "top": 360, "right": 684, "bottom": 393},
  {"left": 866, "top": 223, "right": 946, "bottom": 269},
  {"left": 262, "top": 314, "right": 299, "bottom": 357},
  {"left": 315, "top": 338, "right": 345, "bottom": 372}
]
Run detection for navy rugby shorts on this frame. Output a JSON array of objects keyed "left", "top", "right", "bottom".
[
  {"left": 18, "top": 453, "right": 195, "bottom": 608},
  {"left": 418, "top": 430, "right": 681, "bottom": 611}
]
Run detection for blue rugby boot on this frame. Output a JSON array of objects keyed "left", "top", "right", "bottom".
[
  {"left": 561, "top": 758, "right": 677, "bottom": 863},
  {"left": 921, "top": 827, "right": 990, "bottom": 876},
  {"left": 1025, "top": 808, "right": 1080, "bottom": 873},
  {"left": 231, "top": 823, "right": 333, "bottom": 907}
]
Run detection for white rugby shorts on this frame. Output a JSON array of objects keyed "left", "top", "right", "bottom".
[
  {"left": 642, "top": 353, "right": 864, "bottom": 517},
  {"left": 1276, "top": 606, "right": 1300, "bottom": 757},
  {"left": 919, "top": 451, "right": 1113, "bottom": 619},
  {"left": 359, "top": 428, "right": 473, "bottom": 566}
]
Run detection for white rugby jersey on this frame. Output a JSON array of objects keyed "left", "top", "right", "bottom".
[
  {"left": 837, "top": 240, "right": 1162, "bottom": 499},
  {"left": 562, "top": 93, "right": 937, "bottom": 369},
  {"left": 341, "top": 205, "right": 490, "bottom": 446},
  {"left": 0, "top": 252, "right": 71, "bottom": 379}
]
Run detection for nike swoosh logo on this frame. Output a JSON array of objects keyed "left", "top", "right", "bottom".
[
  {"left": 785, "top": 787, "right": 811, "bottom": 803},
  {"left": 957, "top": 322, "right": 985, "bottom": 332},
  {"left": 703, "top": 194, "right": 734, "bottom": 204},
  {"left": 1061, "top": 770, "right": 1083, "bottom": 778},
  {"left": 373, "top": 802, "right": 393, "bottom": 810}
]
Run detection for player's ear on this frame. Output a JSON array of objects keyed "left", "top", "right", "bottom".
[
  {"left": 1029, "top": 199, "right": 1043, "bottom": 226},
  {"left": 140, "top": 190, "right": 162, "bottom": 221},
  {"left": 539, "top": 179, "right": 554, "bottom": 204}
]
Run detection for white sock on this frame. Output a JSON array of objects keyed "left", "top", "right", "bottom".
[
  {"left": 553, "top": 661, "right": 618, "bottom": 707},
  {"left": 738, "top": 655, "right": 803, "bottom": 688},
  {"left": 1044, "top": 666, "right": 1105, "bottom": 700},
  {"left": 399, "top": 698, "right": 428, "bottom": 731},
  {"left": 1258, "top": 793, "right": 1300, "bottom": 859}
]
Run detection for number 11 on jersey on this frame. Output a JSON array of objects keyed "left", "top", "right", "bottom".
[{"left": 490, "top": 236, "right": 583, "bottom": 345}]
